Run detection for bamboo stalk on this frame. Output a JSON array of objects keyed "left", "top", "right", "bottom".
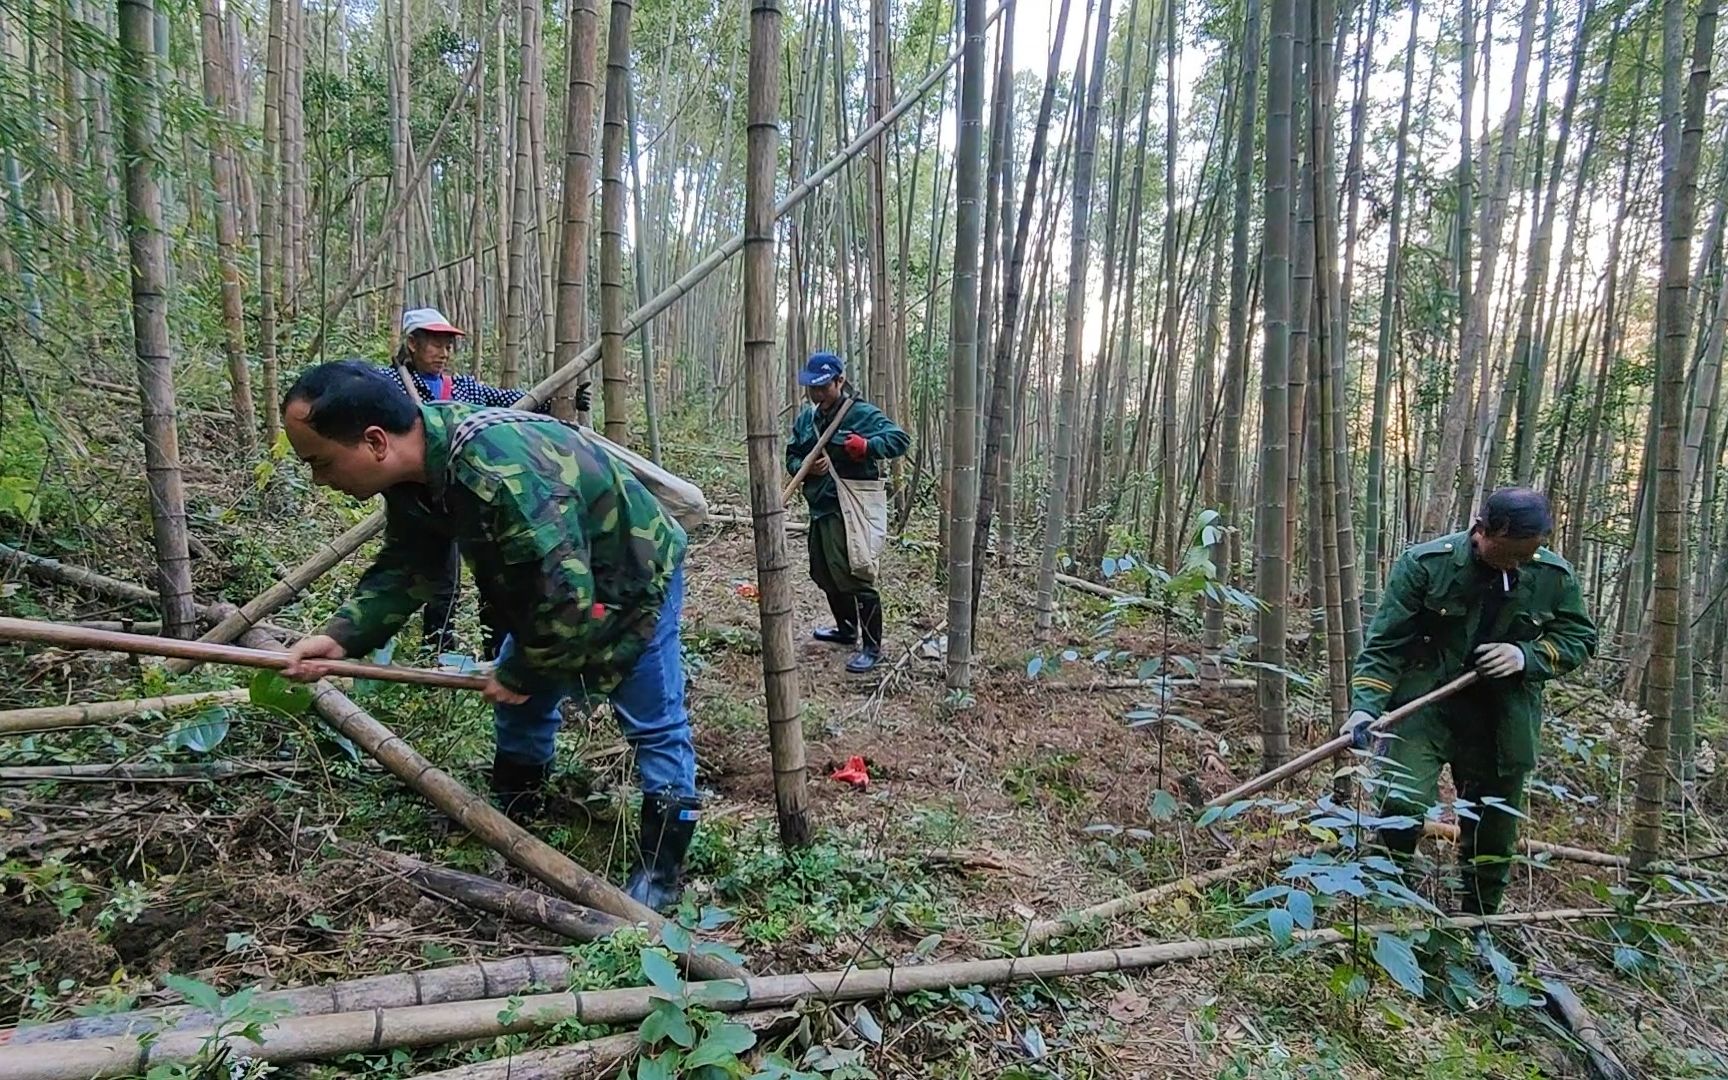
[
  {"left": 0, "top": 542, "right": 213, "bottom": 618},
  {"left": 1421, "top": 821, "right": 1726, "bottom": 883},
  {"left": 6, "top": 903, "right": 1708, "bottom": 1079},
  {"left": 0, "top": 618, "right": 487, "bottom": 693},
  {"left": 1203, "top": 671, "right": 1481, "bottom": 808},
  {"left": 381, "top": 850, "right": 635, "bottom": 943},
  {"left": 232, "top": 629, "right": 743, "bottom": 982},
  {"left": 0, "top": 688, "right": 251, "bottom": 735},
  {"left": 163, "top": 514, "right": 387, "bottom": 673},
  {"left": 0, "top": 761, "right": 307, "bottom": 783},
  {"left": 67, "top": 620, "right": 301, "bottom": 641},
  {"left": 408, "top": 1010, "right": 793, "bottom": 1080},
  {"left": 781, "top": 396, "right": 854, "bottom": 505},
  {"left": 8, "top": 955, "right": 579, "bottom": 1046}
]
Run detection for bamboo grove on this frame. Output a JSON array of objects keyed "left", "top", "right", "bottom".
[{"left": 0, "top": 0, "right": 1723, "bottom": 869}]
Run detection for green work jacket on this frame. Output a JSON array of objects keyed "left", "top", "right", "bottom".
[
  {"left": 1349, "top": 531, "right": 1598, "bottom": 773},
  {"left": 785, "top": 397, "right": 910, "bottom": 520}
]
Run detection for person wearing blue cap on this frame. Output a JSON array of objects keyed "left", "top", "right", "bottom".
[
  {"left": 1343, "top": 487, "right": 1597, "bottom": 915},
  {"left": 785, "top": 352, "right": 910, "bottom": 673}
]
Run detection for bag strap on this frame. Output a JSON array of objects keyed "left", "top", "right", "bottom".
[{"left": 444, "top": 407, "right": 571, "bottom": 486}]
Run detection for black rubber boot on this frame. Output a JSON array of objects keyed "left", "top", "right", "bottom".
[
  {"left": 812, "top": 593, "right": 858, "bottom": 645},
  {"left": 846, "top": 596, "right": 883, "bottom": 674},
  {"left": 491, "top": 752, "right": 552, "bottom": 824},
  {"left": 625, "top": 792, "right": 701, "bottom": 913}
]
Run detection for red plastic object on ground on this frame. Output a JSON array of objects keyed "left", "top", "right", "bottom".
[{"left": 829, "top": 755, "right": 870, "bottom": 789}]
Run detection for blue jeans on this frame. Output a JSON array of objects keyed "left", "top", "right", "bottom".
[{"left": 492, "top": 566, "right": 696, "bottom": 798}]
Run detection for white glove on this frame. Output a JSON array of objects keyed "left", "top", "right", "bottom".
[
  {"left": 1340, "top": 709, "right": 1376, "bottom": 748},
  {"left": 1474, "top": 642, "right": 1526, "bottom": 679}
]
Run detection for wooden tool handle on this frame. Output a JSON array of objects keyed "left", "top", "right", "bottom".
[
  {"left": 781, "top": 396, "right": 857, "bottom": 505},
  {"left": 0, "top": 617, "right": 490, "bottom": 692},
  {"left": 1202, "top": 670, "right": 1481, "bottom": 808}
]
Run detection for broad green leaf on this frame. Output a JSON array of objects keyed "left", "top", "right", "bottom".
[
  {"left": 1328, "top": 963, "right": 1369, "bottom": 1000},
  {"left": 691, "top": 979, "right": 750, "bottom": 1004},
  {"left": 1026, "top": 656, "right": 1044, "bottom": 678},
  {"left": 684, "top": 1022, "right": 757, "bottom": 1067},
  {"left": 1286, "top": 889, "right": 1315, "bottom": 930},
  {"left": 692, "top": 941, "right": 748, "bottom": 966},
  {"left": 249, "top": 670, "right": 312, "bottom": 715},
  {"left": 634, "top": 1052, "right": 678, "bottom": 1080},
  {"left": 1266, "top": 906, "right": 1294, "bottom": 946},
  {"left": 659, "top": 922, "right": 692, "bottom": 956},
  {"left": 162, "top": 974, "right": 225, "bottom": 1014},
  {"left": 640, "top": 948, "right": 684, "bottom": 997},
  {"left": 1148, "top": 790, "right": 1180, "bottom": 821},
  {"left": 1372, "top": 932, "right": 1425, "bottom": 997},
  {"left": 639, "top": 1000, "right": 697, "bottom": 1049},
  {"left": 163, "top": 706, "right": 232, "bottom": 754}
]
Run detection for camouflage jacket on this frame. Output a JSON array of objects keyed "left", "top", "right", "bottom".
[
  {"left": 784, "top": 397, "right": 910, "bottom": 519},
  {"left": 1350, "top": 531, "right": 1597, "bottom": 772},
  {"left": 323, "top": 403, "right": 688, "bottom": 695}
]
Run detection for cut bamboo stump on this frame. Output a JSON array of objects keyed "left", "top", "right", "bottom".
[
  {"left": 0, "top": 688, "right": 252, "bottom": 735},
  {"left": 233, "top": 629, "right": 743, "bottom": 982},
  {"left": 8, "top": 954, "right": 577, "bottom": 1045},
  {"left": 164, "top": 513, "right": 386, "bottom": 674},
  {"left": 2, "top": 903, "right": 1704, "bottom": 1079},
  {"left": 407, "top": 1009, "right": 793, "bottom": 1080}
]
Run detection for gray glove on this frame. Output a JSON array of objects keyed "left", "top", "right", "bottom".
[
  {"left": 1473, "top": 642, "right": 1525, "bottom": 679},
  {"left": 1340, "top": 709, "right": 1376, "bottom": 750}
]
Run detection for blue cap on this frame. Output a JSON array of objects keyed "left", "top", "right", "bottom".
[{"left": 799, "top": 351, "right": 845, "bottom": 387}]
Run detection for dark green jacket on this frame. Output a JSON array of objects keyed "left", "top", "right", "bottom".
[
  {"left": 1350, "top": 531, "right": 1597, "bottom": 772},
  {"left": 785, "top": 397, "right": 910, "bottom": 519},
  {"left": 324, "top": 403, "right": 688, "bottom": 695}
]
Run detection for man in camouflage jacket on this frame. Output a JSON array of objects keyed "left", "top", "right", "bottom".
[
  {"left": 280, "top": 361, "right": 697, "bottom": 911},
  {"left": 1346, "top": 487, "right": 1597, "bottom": 914}
]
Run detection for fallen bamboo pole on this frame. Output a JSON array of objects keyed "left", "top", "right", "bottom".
[
  {"left": 1537, "top": 973, "right": 1635, "bottom": 1080},
  {"left": 0, "top": 542, "right": 215, "bottom": 619},
  {"left": 0, "top": 761, "right": 307, "bottom": 783},
  {"left": 1204, "top": 671, "right": 1481, "bottom": 808},
  {"left": 1055, "top": 573, "right": 1150, "bottom": 603},
  {"left": 0, "top": 618, "right": 487, "bottom": 693},
  {"left": 380, "top": 850, "right": 635, "bottom": 944},
  {"left": 7, "top": 954, "right": 577, "bottom": 1045},
  {"left": 232, "top": 629, "right": 743, "bottom": 982},
  {"left": 1421, "top": 821, "right": 1727, "bottom": 884},
  {"left": 0, "top": 689, "right": 252, "bottom": 735},
  {"left": 165, "top": 514, "right": 387, "bottom": 674},
  {"left": 407, "top": 1010, "right": 793, "bottom": 1080},
  {"left": 5, "top": 902, "right": 1710, "bottom": 1079}
]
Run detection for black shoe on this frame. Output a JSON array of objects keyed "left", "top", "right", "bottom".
[
  {"left": 846, "top": 646, "right": 882, "bottom": 674},
  {"left": 491, "top": 752, "right": 551, "bottom": 824},
  {"left": 626, "top": 792, "right": 701, "bottom": 913},
  {"left": 813, "top": 625, "right": 858, "bottom": 645}
]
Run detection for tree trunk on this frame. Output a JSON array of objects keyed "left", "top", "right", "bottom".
[
  {"left": 599, "top": 0, "right": 635, "bottom": 443},
  {"left": 743, "top": 0, "right": 810, "bottom": 850},
  {"left": 388, "top": 0, "right": 411, "bottom": 350},
  {"left": 553, "top": 0, "right": 600, "bottom": 421},
  {"left": 258, "top": 0, "right": 285, "bottom": 442},
  {"left": 944, "top": 0, "right": 986, "bottom": 688},
  {"left": 197, "top": 0, "right": 256, "bottom": 454},
  {"left": 118, "top": 0, "right": 197, "bottom": 639},
  {"left": 1257, "top": 0, "right": 1295, "bottom": 768},
  {"left": 1632, "top": 0, "right": 1718, "bottom": 869},
  {"left": 1158, "top": 0, "right": 1182, "bottom": 568},
  {"left": 1033, "top": 0, "right": 1113, "bottom": 633}
]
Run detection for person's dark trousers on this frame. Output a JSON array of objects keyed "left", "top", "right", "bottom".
[
  {"left": 422, "top": 541, "right": 463, "bottom": 655},
  {"left": 808, "top": 514, "right": 882, "bottom": 670}
]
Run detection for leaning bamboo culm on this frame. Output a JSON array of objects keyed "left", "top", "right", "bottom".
[
  {"left": 0, "top": 542, "right": 214, "bottom": 619},
  {"left": 165, "top": 513, "right": 386, "bottom": 673},
  {"left": 232, "top": 629, "right": 744, "bottom": 982},
  {"left": 8, "top": 955, "right": 578, "bottom": 1045},
  {"left": 4, "top": 903, "right": 1709, "bottom": 1080},
  {"left": 0, "top": 688, "right": 251, "bottom": 735}
]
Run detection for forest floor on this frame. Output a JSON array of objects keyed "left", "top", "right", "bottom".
[{"left": 3, "top": 379, "right": 1728, "bottom": 1078}]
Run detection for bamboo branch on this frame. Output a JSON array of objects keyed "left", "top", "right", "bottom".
[
  {"left": 0, "top": 618, "right": 487, "bottom": 693},
  {"left": 1204, "top": 672, "right": 1481, "bottom": 807},
  {"left": 6, "top": 902, "right": 1711, "bottom": 1079},
  {"left": 0, "top": 688, "right": 251, "bottom": 735}
]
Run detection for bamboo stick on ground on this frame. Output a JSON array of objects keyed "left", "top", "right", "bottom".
[
  {"left": 1421, "top": 821, "right": 1727, "bottom": 883},
  {"left": 7, "top": 955, "right": 578, "bottom": 1045},
  {"left": 407, "top": 1010, "right": 794, "bottom": 1080},
  {"left": 0, "top": 689, "right": 252, "bottom": 735},
  {"left": 165, "top": 514, "right": 386, "bottom": 674},
  {"left": 378, "top": 850, "right": 635, "bottom": 943},
  {"left": 0, "top": 618, "right": 487, "bottom": 693},
  {"left": 5, "top": 903, "right": 1710, "bottom": 1079},
  {"left": 0, "top": 542, "right": 216, "bottom": 619},
  {"left": 232, "top": 629, "right": 743, "bottom": 982},
  {"left": 0, "top": 761, "right": 308, "bottom": 783}
]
